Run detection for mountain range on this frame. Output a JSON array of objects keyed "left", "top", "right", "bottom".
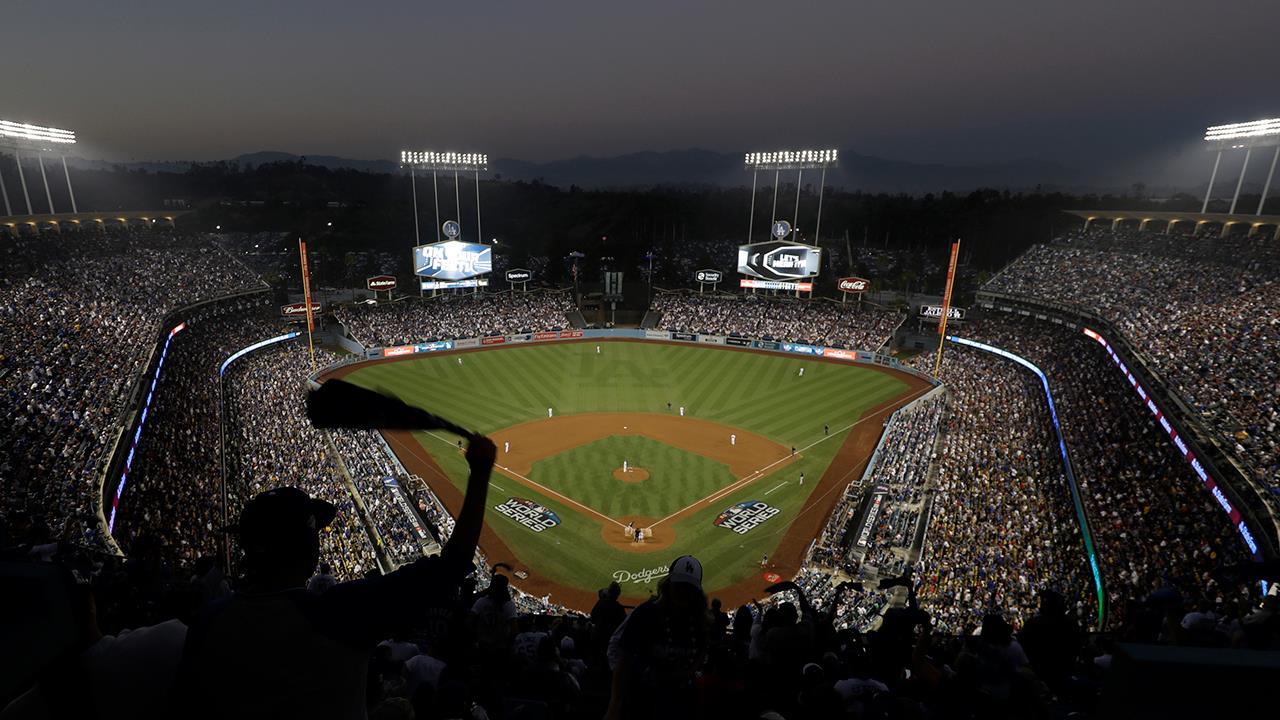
[{"left": 65, "top": 147, "right": 1095, "bottom": 194}]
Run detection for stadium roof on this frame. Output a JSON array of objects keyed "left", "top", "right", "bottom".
[
  {"left": 1066, "top": 209, "right": 1280, "bottom": 238},
  {"left": 0, "top": 209, "right": 190, "bottom": 231}
]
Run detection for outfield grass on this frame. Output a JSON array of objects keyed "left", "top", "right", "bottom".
[{"left": 345, "top": 341, "right": 911, "bottom": 599}]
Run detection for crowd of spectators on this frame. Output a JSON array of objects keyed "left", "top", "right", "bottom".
[
  {"left": 986, "top": 229, "right": 1280, "bottom": 493},
  {"left": 963, "top": 313, "right": 1256, "bottom": 629},
  {"left": 336, "top": 291, "right": 575, "bottom": 347},
  {"left": 224, "top": 343, "right": 378, "bottom": 581},
  {"left": 916, "top": 344, "right": 1093, "bottom": 634},
  {"left": 331, "top": 429, "right": 430, "bottom": 567},
  {"left": 653, "top": 293, "right": 903, "bottom": 350},
  {"left": 0, "top": 230, "right": 263, "bottom": 552}
]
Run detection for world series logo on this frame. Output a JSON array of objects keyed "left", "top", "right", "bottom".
[
  {"left": 494, "top": 497, "right": 561, "bottom": 533},
  {"left": 713, "top": 501, "right": 780, "bottom": 534}
]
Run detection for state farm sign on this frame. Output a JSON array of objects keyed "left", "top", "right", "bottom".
[
  {"left": 280, "top": 302, "right": 322, "bottom": 318},
  {"left": 366, "top": 275, "right": 397, "bottom": 291},
  {"left": 838, "top": 277, "right": 869, "bottom": 293}
]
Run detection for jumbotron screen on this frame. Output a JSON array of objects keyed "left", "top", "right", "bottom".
[
  {"left": 412, "top": 240, "right": 492, "bottom": 280},
  {"left": 737, "top": 240, "right": 821, "bottom": 281}
]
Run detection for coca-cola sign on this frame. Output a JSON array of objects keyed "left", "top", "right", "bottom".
[
  {"left": 366, "top": 275, "right": 397, "bottom": 291},
  {"left": 280, "top": 302, "right": 322, "bottom": 317},
  {"left": 838, "top": 277, "right": 869, "bottom": 293}
]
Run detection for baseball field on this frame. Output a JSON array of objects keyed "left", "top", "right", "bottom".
[{"left": 327, "top": 339, "right": 930, "bottom": 610}]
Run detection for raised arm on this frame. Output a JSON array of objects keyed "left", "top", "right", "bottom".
[{"left": 441, "top": 434, "right": 496, "bottom": 569}]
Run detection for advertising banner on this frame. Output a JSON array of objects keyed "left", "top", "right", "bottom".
[
  {"left": 413, "top": 240, "right": 492, "bottom": 279},
  {"left": 695, "top": 269, "right": 723, "bottom": 283},
  {"left": 737, "top": 240, "right": 822, "bottom": 280},
  {"left": 559, "top": 330, "right": 584, "bottom": 339},
  {"left": 534, "top": 331, "right": 560, "bottom": 341},
  {"left": 739, "top": 278, "right": 814, "bottom": 291},
  {"left": 782, "top": 342, "right": 822, "bottom": 355},
  {"left": 366, "top": 275, "right": 397, "bottom": 291},
  {"left": 509, "top": 333, "right": 533, "bottom": 344},
  {"left": 455, "top": 338, "right": 480, "bottom": 348},
  {"left": 414, "top": 341, "right": 453, "bottom": 353},
  {"left": 837, "top": 277, "right": 870, "bottom": 293},
  {"left": 671, "top": 332, "right": 698, "bottom": 342},
  {"left": 505, "top": 268, "right": 533, "bottom": 282},
  {"left": 920, "top": 305, "right": 966, "bottom": 321},
  {"left": 384, "top": 345, "right": 415, "bottom": 357},
  {"left": 725, "top": 336, "right": 752, "bottom": 347},
  {"left": 753, "top": 340, "right": 780, "bottom": 350},
  {"left": 481, "top": 335, "right": 506, "bottom": 345},
  {"left": 644, "top": 329, "right": 670, "bottom": 340},
  {"left": 698, "top": 335, "right": 725, "bottom": 345},
  {"left": 420, "top": 278, "right": 490, "bottom": 291},
  {"left": 281, "top": 301, "right": 322, "bottom": 318},
  {"left": 823, "top": 347, "right": 857, "bottom": 360}
]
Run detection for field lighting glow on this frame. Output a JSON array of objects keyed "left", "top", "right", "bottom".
[
  {"left": 0, "top": 119, "right": 76, "bottom": 145},
  {"left": 1204, "top": 118, "right": 1280, "bottom": 142},
  {"left": 744, "top": 149, "right": 838, "bottom": 169},
  {"left": 400, "top": 150, "right": 488, "bottom": 169}
]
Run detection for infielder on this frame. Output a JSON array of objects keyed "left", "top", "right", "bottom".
[
  {"left": 548, "top": 407, "right": 553, "bottom": 418},
  {"left": 730, "top": 433, "right": 736, "bottom": 446},
  {"left": 504, "top": 441, "right": 510, "bottom": 453}
]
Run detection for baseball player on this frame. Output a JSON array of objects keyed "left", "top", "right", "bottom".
[
  {"left": 799, "top": 472, "right": 805, "bottom": 485},
  {"left": 548, "top": 407, "right": 553, "bottom": 418},
  {"left": 798, "top": 367, "right": 805, "bottom": 377},
  {"left": 504, "top": 441, "right": 510, "bottom": 454},
  {"left": 730, "top": 434, "right": 736, "bottom": 446}
]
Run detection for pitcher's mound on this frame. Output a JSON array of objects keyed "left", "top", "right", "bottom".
[
  {"left": 613, "top": 467, "right": 649, "bottom": 483},
  {"left": 603, "top": 515, "right": 674, "bottom": 552}
]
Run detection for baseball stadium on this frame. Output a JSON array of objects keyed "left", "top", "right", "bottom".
[{"left": 4, "top": 11, "right": 1280, "bottom": 716}]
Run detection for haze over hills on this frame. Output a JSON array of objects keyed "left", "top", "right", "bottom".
[{"left": 61, "top": 147, "right": 1100, "bottom": 194}]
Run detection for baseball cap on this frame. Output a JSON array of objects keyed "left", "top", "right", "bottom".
[
  {"left": 668, "top": 555, "right": 703, "bottom": 589},
  {"left": 234, "top": 487, "right": 337, "bottom": 549}
]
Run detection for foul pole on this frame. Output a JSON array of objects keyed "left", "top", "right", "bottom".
[
  {"left": 299, "top": 238, "right": 317, "bottom": 370},
  {"left": 933, "top": 239, "right": 961, "bottom": 377}
]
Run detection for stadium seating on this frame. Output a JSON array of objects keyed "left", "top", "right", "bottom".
[{"left": 652, "top": 292, "right": 903, "bottom": 350}]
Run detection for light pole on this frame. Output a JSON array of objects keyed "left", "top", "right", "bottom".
[
  {"left": 0, "top": 119, "right": 76, "bottom": 217},
  {"left": 1203, "top": 118, "right": 1280, "bottom": 219}
]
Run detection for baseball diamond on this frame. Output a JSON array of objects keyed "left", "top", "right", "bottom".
[{"left": 325, "top": 338, "right": 930, "bottom": 610}]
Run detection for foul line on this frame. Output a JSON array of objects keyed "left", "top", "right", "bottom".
[
  {"left": 422, "top": 431, "right": 628, "bottom": 530},
  {"left": 764, "top": 481, "right": 789, "bottom": 496},
  {"left": 650, "top": 383, "right": 935, "bottom": 530}
]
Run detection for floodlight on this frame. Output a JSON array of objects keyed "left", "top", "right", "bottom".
[
  {"left": 743, "top": 148, "right": 838, "bottom": 170},
  {"left": 0, "top": 119, "right": 76, "bottom": 148},
  {"left": 399, "top": 150, "right": 489, "bottom": 171},
  {"left": 1204, "top": 118, "right": 1280, "bottom": 149}
]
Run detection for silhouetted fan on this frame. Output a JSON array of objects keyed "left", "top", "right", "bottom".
[{"left": 306, "top": 378, "right": 472, "bottom": 436}]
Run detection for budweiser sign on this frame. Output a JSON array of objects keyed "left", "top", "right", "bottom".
[
  {"left": 838, "top": 277, "right": 869, "bottom": 293},
  {"left": 280, "top": 302, "right": 321, "bottom": 317},
  {"left": 366, "top": 275, "right": 397, "bottom": 291}
]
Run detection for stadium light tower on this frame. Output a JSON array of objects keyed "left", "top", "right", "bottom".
[
  {"left": 743, "top": 149, "right": 839, "bottom": 243},
  {"left": 400, "top": 150, "right": 490, "bottom": 246},
  {"left": 0, "top": 118, "right": 78, "bottom": 217},
  {"left": 1201, "top": 118, "right": 1280, "bottom": 216}
]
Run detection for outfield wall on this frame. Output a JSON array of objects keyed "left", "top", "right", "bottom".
[{"left": 311, "top": 327, "right": 940, "bottom": 388}]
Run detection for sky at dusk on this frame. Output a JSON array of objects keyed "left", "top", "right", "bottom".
[{"left": 3, "top": 0, "right": 1278, "bottom": 184}]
